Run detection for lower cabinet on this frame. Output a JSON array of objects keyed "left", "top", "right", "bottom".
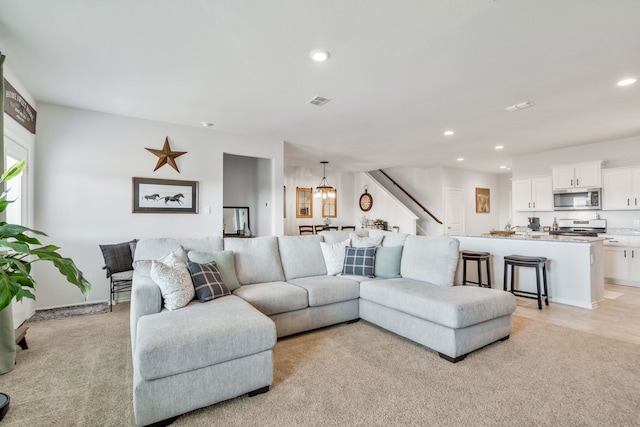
[{"left": 604, "top": 236, "right": 640, "bottom": 287}]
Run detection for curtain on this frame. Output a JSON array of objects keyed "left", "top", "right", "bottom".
[{"left": 0, "top": 51, "right": 17, "bottom": 375}]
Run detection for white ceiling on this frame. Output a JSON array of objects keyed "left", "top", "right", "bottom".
[{"left": 1, "top": 0, "right": 639, "bottom": 173}]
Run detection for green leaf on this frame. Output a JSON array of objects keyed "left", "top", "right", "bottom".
[{"left": 1, "top": 159, "right": 25, "bottom": 183}]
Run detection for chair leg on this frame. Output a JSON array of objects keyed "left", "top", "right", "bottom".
[
  {"left": 463, "top": 259, "right": 468, "bottom": 286},
  {"left": 535, "top": 265, "right": 542, "bottom": 310},
  {"left": 510, "top": 264, "right": 515, "bottom": 293},
  {"left": 542, "top": 263, "right": 549, "bottom": 305},
  {"left": 485, "top": 258, "right": 492, "bottom": 288},
  {"left": 503, "top": 260, "right": 508, "bottom": 291},
  {"left": 110, "top": 278, "right": 114, "bottom": 312},
  {"left": 477, "top": 260, "right": 482, "bottom": 288}
]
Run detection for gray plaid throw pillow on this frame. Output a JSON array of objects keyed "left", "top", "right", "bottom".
[
  {"left": 99, "top": 240, "right": 135, "bottom": 276},
  {"left": 342, "top": 246, "right": 376, "bottom": 277},
  {"left": 187, "top": 261, "right": 231, "bottom": 303}
]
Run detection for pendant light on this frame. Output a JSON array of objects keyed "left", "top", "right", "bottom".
[{"left": 314, "top": 161, "right": 336, "bottom": 199}]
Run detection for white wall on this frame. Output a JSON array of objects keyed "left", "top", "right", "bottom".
[
  {"left": 3, "top": 64, "right": 37, "bottom": 323},
  {"left": 33, "top": 103, "right": 284, "bottom": 309},
  {"left": 382, "top": 166, "right": 504, "bottom": 236},
  {"left": 511, "top": 135, "right": 640, "bottom": 230},
  {"left": 355, "top": 172, "right": 418, "bottom": 234},
  {"left": 283, "top": 166, "right": 356, "bottom": 235}
]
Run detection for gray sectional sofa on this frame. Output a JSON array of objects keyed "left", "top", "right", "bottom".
[{"left": 130, "top": 230, "right": 516, "bottom": 426}]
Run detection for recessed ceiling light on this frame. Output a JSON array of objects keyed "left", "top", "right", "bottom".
[
  {"left": 617, "top": 78, "right": 637, "bottom": 86},
  {"left": 201, "top": 122, "right": 214, "bottom": 128},
  {"left": 500, "top": 165, "right": 507, "bottom": 169},
  {"left": 495, "top": 145, "right": 504, "bottom": 150},
  {"left": 444, "top": 130, "right": 454, "bottom": 136},
  {"left": 456, "top": 157, "right": 464, "bottom": 162},
  {"left": 310, "top": 49, "right": 330, "bottom": 62}
]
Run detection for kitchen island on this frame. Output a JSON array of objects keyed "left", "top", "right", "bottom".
[{"left": 452, "top": 234, "right": 607, "bottom": 309}]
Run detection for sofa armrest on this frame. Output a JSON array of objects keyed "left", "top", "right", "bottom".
[{"left": 130, "top": 270, "right": 162, "bottom": 352}]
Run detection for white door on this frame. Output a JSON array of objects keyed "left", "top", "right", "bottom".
[
  {"left": 445, "top": 188, "right": 464, "bottom": 235},
  {"left": 5, "top": 137, "right": 31, "bottom": 327}
]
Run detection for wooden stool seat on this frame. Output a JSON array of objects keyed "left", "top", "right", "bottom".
[
  {"left": 503, "top": 255, "right": 549, "bottom": 310},
  {"left": 461, "top": 251, "right": 492, "bottom": 288}
]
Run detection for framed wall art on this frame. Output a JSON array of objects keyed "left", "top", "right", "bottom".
[
  {"left": 132, "top": 177, "right": 198, "bottom": 214},
  {"left": 475, "top": 187, "right": 490, "bottom": 213}
]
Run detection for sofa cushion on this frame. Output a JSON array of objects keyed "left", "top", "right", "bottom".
[
  {"left": 360, "top": 278, "right": 516, "bottom": 329},
  {"left": 150, "top": 256, "right": 195, "bottom": 311},
  {"left": 401, "top": 236, "right": 460, "bottom": 286},
  {"left": 288, "top": 276, "right": 360, "bottom": 307},
  {"left": 134, "top": 237, "right": 223, "bottom": 267},
  {"left": 135, "top": 295, "right": 276, "bottom": 380},
  {"left": 318, "top": 230, "right": 353, "bottom": 244},
  {"left": 349, "top": 232, "right": 383, "bottom": 248},
  {"left": 224, "top": 236, "right": 285, "bottom": 285},
  {"left": 233, "top": 281, "right": 308, "bottom": 315},
  {"left": 278, "top": 235, "right": 327, "bottom": 280},
  {"left": 374, "top": 246, "right": 403, "bottom": 279},
  {"left": 320, "top": 239, "right": 351, "bottom": 275},
  {"left": 342, "top": 247, "right": 376, "bottom": 277},
  {"left": 188, "top": 250, "right": 240, "bottom": 291},
  {"left": 187, "top": 261, "right": 231, "bottom": 302},
  {"left": 369, "top": 229, "right": 409, "bottom": 247}
]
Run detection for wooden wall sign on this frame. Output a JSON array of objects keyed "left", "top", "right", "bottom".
[{"left": 3, "top": 78, "right": 37, "bottom": 134}]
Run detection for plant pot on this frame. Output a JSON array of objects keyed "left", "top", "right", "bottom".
[{"left": 0, "top": 392, "right": 9, "bottom": 421}]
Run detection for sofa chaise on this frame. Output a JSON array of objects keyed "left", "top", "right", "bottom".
[{"left": 130, "top": 231, "right": 516, "bottom": 426}]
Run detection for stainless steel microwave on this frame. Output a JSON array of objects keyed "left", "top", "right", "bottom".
[{"left": 553, "top": 188, "right": 601, "bottom": 210}]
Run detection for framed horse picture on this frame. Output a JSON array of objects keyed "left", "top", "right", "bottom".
[{"left": 132, "top": 177, "right": 198, "bottom": 214}]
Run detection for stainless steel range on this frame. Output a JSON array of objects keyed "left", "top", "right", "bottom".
[{"left": 549, "top": 218, "right": 607, "bottom": 237}]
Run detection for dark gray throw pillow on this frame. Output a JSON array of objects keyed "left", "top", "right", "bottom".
[
  {"left": 187, "top": 261, "right": 231, "bottom": 303},
  {"left": 342, "top": 246, "right": 376, "bottom": 277},
  {"left": 99, "top": 240, "right": 135, "bottom": 276}
]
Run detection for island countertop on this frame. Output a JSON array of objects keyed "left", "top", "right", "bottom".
[
  {"left": 450, "top": 233, "right": 609, "bottom": 244},
  {"left": 452, "top": 234, "right": 604, "bottom": 309}
]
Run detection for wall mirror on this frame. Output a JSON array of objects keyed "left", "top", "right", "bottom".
[
  {"left": 322, "top": 190, "right": 337, "bottom": 218},
  {"left": 296, "top": 187, "right": 312, "bottom": 218},
  {"left": 223, "top": 206, "right": 250, "bottom": 236}
]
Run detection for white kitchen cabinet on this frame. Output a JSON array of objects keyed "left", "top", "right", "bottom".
[
  {"left": 552, "top": 161, "right": 602, "bottom": 190},
  {"left": 602, "top": 167, "right": 640, "bottom": 210},
  {"left": 603, "top": 236, "right": 640, "bottom": 286},
  {"left": 513, "top": 176, "right": 553, "bottom": 211}
]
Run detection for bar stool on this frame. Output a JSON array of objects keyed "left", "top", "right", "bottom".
[
  {"left": 461, "top": 251, "right": 492, "bottom": 288},
  {"left": 503, "top": 255, "right": 549, "bottom": 310}
]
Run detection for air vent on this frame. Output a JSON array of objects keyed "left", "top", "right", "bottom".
[
  {"left": 505, "top": 100, "right": 535, "bottom": 112},
  {"left": 307, "top": 96, "right": 332, "bottom": 107}
]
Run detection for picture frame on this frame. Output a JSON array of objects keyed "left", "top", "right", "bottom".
[
  {"left": 132, "top": 177, "right": 198, "bottom": 214},
  {"left": 475, "top": 187, "right": 490, "bottom": 213}
]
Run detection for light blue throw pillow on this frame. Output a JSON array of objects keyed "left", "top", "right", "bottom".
[
  {"left": 374, "top": 246, "right": 403, "bottom": 278},
  {"left": 187, "top": 250, "right": 240, "bottom": 291}
]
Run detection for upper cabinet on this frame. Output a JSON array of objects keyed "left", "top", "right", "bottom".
[
  {"left": 552, "top": 161, "right": 602, "bottom": 190},
  {"left": 513, "top": 176, "right": 553, "bottom": 212},
  {"left": 602, "top": 167, "right": 640, "bottom": 210}
]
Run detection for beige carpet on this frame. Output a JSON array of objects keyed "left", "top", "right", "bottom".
[{"left": 1, "top": 303, "right": 639, "bottom": 426}]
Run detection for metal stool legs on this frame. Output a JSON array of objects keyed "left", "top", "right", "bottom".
[
  {"left": 503, "top": 255, "right": 549, "bottom": 310},
  {"left": 462, "top": 251, "right": 492, "bottom": 288}
]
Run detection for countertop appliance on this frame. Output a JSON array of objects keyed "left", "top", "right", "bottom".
[
  {"left": 553, "top": 188, "right": 601, "bottom": 211},
  {"left": 549, "top": 218, "right": 607, "bottom": 237},
  {"left": 528, "top": 217, "right": 540, "bottom": 231}
]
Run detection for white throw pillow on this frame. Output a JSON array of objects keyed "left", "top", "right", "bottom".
[
  {"left": 159, "top": 246, "right": 188, "bottom": 265},
  {"left": 350, "top": 232, "right": 383, "bottom": 248},
  {"left": 151, "top": 259, "right": 195, "bottom": 311},
  {"left": 320, "top": 239, "right": 351, "bottom": 275}
]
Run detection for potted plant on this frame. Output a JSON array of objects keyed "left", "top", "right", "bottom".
[{"left": 0, "top": 159, "right": 91, "bottom": 376}]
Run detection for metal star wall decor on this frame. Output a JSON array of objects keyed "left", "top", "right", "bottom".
[{"left": 145, "top": 137, "right": 187, "bottom": 173}]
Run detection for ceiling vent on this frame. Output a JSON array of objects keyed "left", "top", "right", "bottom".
[
  {"left": 307, "top": 96, "right": 332, "bottom": 107},
  {"left": 505, "top": 100, "right": 535, "bottom": 112}
]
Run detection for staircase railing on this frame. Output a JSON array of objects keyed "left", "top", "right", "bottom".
[{"left": 378, "top": 169, "right": 443, "bottom": 225}]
